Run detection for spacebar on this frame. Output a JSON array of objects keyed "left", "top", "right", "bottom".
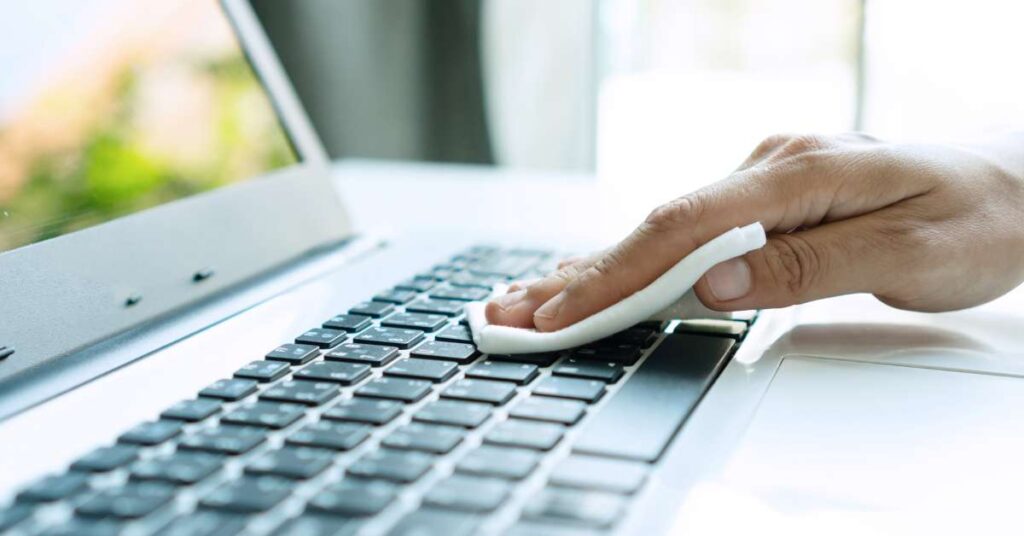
[{"left": 572, "top": 333, "right": 735, "bottom": 462}]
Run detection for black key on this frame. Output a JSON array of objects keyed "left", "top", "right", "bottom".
[
  {"left": 383, "top": 423, "right": 464, "bottom": 454},
  {"left": 326, "top": 343, "right": 399, "bottom": 366},
  {"left": 429, "top": 286, "right": 489, "bottom": 302},
  {"left": 414, "top": 400, "right": 491, "bottom": 428},
  {"left": 434, "top": 324, "right": 473, "bottom": 343},
  {"left": 260, "top": 380, "right": 339, "bottom": 406},
  {"left": 156, "top": 511, "right": 247, "bottom": 536},
  {"left": 573, "top": 334, "right": 734, "bottom": 462},
  {"left": 161, "top": 398, "right": 222, "bottom": 422},
  {"left": 466, "top": 361, "right": 538, "bottom": 385},
  {"left": 234, "top": 360, "right": 290, "bottom": 382},
  {"left": 488, "top": 352, "right": 559, "bottom": 367},
  {"left": 385, "top": 358, "right": 458, "bottom": 382},
  {"left": 485, "top": 420, "right": 563, "bottom": 451},
  {"left": 295, "top": 328, "right": 347, "bottom": 348},
  {"left": 506, "top": 522, "right": 601, "bottom": 536},
  {"left": 411, "top": 341, "right": 478, "bottom": 364},
  {"left": 354, "top": 327, "right": 425, "bottom": 349},
  {"left": 573, "top": 345, "right": 641, "bottom": 365},
  {"left": 77, "top": 482, "right": 174, "bottom": 519},
  {"left": 200, "top": 476, "right": 293, "bottom": 513},
  {"left": 448, "top": 273, "right": 504, "bottom": 289},
  {"left": 266, "top": 343, "right": 320, "bottom": 365},
  {"left": 456, "top": 446, "right": 539, "bottom": 480},
  {"left": 553, "top": 358, "right": 624, "bottom": 383},
  {"left": 71, "top": 445, "right": 139, "bottom": 473},
  {"left": 286, "top": 421, "right": 371, "bottom": 451},
  {"left": 0, "top": 504, "right": 31, "bottom": 531},
  {"left": 522, "top": 487, "right": 625, "bottom": 528},
  {"left": 510, "top": 397, "right": 586, "bottom": 425},
  {"left": 199, "top": 378, "right": 258, "bottom": 401},
  {"left": 604, "top": 326, "right": 659, "bottom": 348},
  {"left": 466, "top": 255, "right": 539, "bottom": 279},
  {"left": 373, "top": 288, "right": 418, "bottom": 305},
  {"left": 405, "top": 299, "right": 464, "bottom": 316},
  {"left": 294, "top": 361, "right": 371, "bottom": 385},
  {"left": 39, "top": 518, "right": 123, "bottom": 536},
  {"left": 17, "top": 473, "right": 89, "bottom": 503},
  {"left": 423, "top": 475, "right": 509, "bottom": 513},
  {"left": 273, "top": 515, "right": 363, "bottom": 536},
  {"left": 130, "top": 452, "right": 222, "bottom": 485},
  {"left": 246, "top": 447, "right": 333, "bottom": 479},
  {"left": 356, "top": 377, "right": 432, "bottom": 403},
  {"left": 442, "top": 379, "right": 516, "bottom": 405},
  {"left": 323, "top": 398, "right": 402, "bottom": 425},
  {"left": 532, "top": 376, "right": 605, "bottom": 403},
  {"left": 395, "top": 276, "right": 438, "bottom": 293},
  {"left": 323, "top": 313, "right": 373, "bottom": 332},
  {"left": 221, "top": 402, "right": 306, "bottom": 429},
  {"left": 348, "top": 301, "right": 395, "bottom": 318},
  {"left": 549, "top": 456, "right": 649, "bottom": 494},
  {"left": 674, "top": 318, "right": 748, "bottom": 339},
  {"left": 179, "top": 426, "right": 266, "bottom": 455},
  {"left": 388, "top": 508, "right": 480, "bottom": 536},
  {"left": 382, "top": 312, "right": 448, "bottom": 332},
  {"left": 118, "top": 420, "right": 184, "bottom": 446},
  {"left": 308, "top": 479, "right": 397, "bottom": 517},
  {"left": 347, "top": 450, "right": 433, "bottom": 483}
]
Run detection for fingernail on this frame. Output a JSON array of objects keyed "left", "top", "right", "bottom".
[
  {"left": 492, "top": 289, "right": 527, "bottom": 312},
  {"left": 534, "top": 292, "right": 566, "bottom": 320},
  {"left": 705, "top": 258, "right": 752, "bottom": 301}
]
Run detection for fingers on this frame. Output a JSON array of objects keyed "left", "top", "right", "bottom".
[{"left": 484, "top": 258, "right": 594, "bottom": 328}]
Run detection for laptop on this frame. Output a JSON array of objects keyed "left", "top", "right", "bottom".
[{"left": 4, "top": 1, "right": 1024, "bottom": 535}]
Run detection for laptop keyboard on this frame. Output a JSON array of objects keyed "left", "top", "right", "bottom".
[{"left": 0, "top": 246, "right": 754, "bottom": 536}]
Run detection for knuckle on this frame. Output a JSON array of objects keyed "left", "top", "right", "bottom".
[
  {"left": 644, "top": 194, "right": 704, "bottom": 233},
  {"left": 763, "top": 234, "right": 824, "bottom": 297},
  {"left": 778, "top": 134, "right": 830, "bottom": 158},
  {"left": 755, "top": 133, "right": 794, "bottom": 154}
]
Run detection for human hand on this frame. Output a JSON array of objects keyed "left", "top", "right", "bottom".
[{"left": 485, "top": 133, "right": 1024, "bottom": 331}]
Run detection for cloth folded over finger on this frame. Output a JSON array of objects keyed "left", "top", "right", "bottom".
[{"left": 465, "top": 222, "right": 767, "bottom": 354}]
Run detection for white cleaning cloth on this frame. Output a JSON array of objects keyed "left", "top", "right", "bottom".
[{"left": 465, "top": 222, "right": 767, "bottom": 354}]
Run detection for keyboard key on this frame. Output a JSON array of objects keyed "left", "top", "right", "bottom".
[
  {"left": 308, "top": 479, "right": 397, "bottom": 516},
  {"left": 510, "top": 397, "right": 586, "bottom": 425},
  {"left": 410, "top": 341, "right": 478, "bottom": 364},
  {"left": 532, "top": 376, "right": 605, "bottom": 403},
  {"left": 118, "top": 420, "right": 184, "bottom": 446},
  {"left": 405, "top": 299, "right": 464, "bottom": 316},
  {"left": 234, "top": 360, "right": 290, "bottom": 382},
  {"left": 466, "top": 361, "right": 538, "bottom": 385},
  {"left": 442, "top": 379, "right": 517, "bottom": 405},
  {"left": 522, "top": 487, "right": 625, "bottom": 528},
  {"left": 200, "top": 378, "right": 258, "bottom": 401},
  {"left": 385, "top": 358, "right": 458, "bottom": 382},
  {"left": 260, "top": 380, "right": 339, "bottom": 406},
  {"left": 434, "top": 324, "right": 472, "bottom": 343},
  {"left": 553, "top": 358, "right": 624, "bottom": 383},
  {"left": 294, "top": 361, "right": 371, "bottom": 385},
  {"left": 448, "top": 273, "right": 504, "bottom": 289},
  {"left": 161, "top": 398, "right": 222, "bottom": 422},
  {"left": 573, "top": 334, "right": 734, "bottom": 462},
  {"left": 573, "top": 345, "right": 641, "bottom": 365},
  {"left": 466, "top": 255, "right": 540, "bottom": 279},
  {"left": 200, "top": 476, "right": 293, "bottom": 513},
  {"left": 488, "top": 352, "right": 560, "bottom": 367},
  {"left": 506, "top": 522, "right": 602, "bottom": 536},
  {"left": 39, "top": 518, "right": 123, "bottom": 536},
  {"left": 423, "top": 475, "right": 510, "bottom": 512},
  {"left": 456, "top": 446, "right": 539, "bottom": 480},
  {"left": 485, "top": 420, "right": 564, "bottom": 451},
  {"left": 387, "top": 508, "right": 480, "bottom": 536},
  {"left": 603, "top": 326, "right": 659, "bottom": 348},
  {"left": 383, "top": 423, "right": 464, "bottom": 454},
  {"left": 156, "top": 510, "right": 247, "bottom": 536},
  {"left": 356, "top": 377, "right": 432, "bottom": 403},
  {"left": 17, "top": 473, "right": 89, "bottom": 502},
  {"left": 273, "top": 515, "right": 363, "bottom": 536},
  {"left": 354, "top": 327, "right": 425, "bottom": 349},
  {"left": 221, "top": 402, "right": 306, "bottom": 429},
  {"left": 549, "top": 456, "right": 649, "bottom": 494},
  {"left": 382, "top": 312, "right": 448, "bottom": 332},
  {"left": 429, "top": 286, "right": 490, "bottom": 302},
  {"left": 347, "top": 450, "right": 433, "bottom": 483},
  {"left": 179, "top": 426, "right": 266, "bottom": 455},
  {"left": 70, "top": 445, "right": 139, "bottom": 473},
  {"left": 266, "top": 343, "right": 320, "bottom": 365},
  {"left": 246, "top": 447, "right": 333, "bottom": 479},
  {"left": 130, "top": 452, "right": 222, "bottom": 485},
  {"left": 77, "top": 482, "right": 174, "bottom": 519},
  {"left": 348, "top": 301, "right": 395, "bottom": 318},
  {"left": 373, "top": 288, "right": 418, "bottom": 305},
  {"left": 323, "top": 398, "right": 402, "bottom": 425},
  {"left": 326, "top": 343, "right": 399, "bottom": 366},
  {"left": 323, "top": 313, "right": 373, "bottom": 332},
  {"left": 414, "top": 400, "right": 491, "bottom": 428},
  {"left": 286, "top": 421, "right": 371, "bottom": 451},
  {"left": 395, "top": 276, "right": 438, "bottom": 293},
  {"left": 0, "top": 504, "right": 32, "bottom": 531},
  {"left": 295, "top": 328, "right": 347, "bottom": 348},
  {"left": 674, "top": 318, "right": 748, "bottom": 339}
]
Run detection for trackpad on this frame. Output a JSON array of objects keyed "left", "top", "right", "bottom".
[{"left": 720, "top": 356, "right": 1024, "bottom": 521}]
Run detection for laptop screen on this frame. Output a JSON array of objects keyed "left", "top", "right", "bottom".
[{"left": 0, "top": 0, "right": 296, "bottom": 253}]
